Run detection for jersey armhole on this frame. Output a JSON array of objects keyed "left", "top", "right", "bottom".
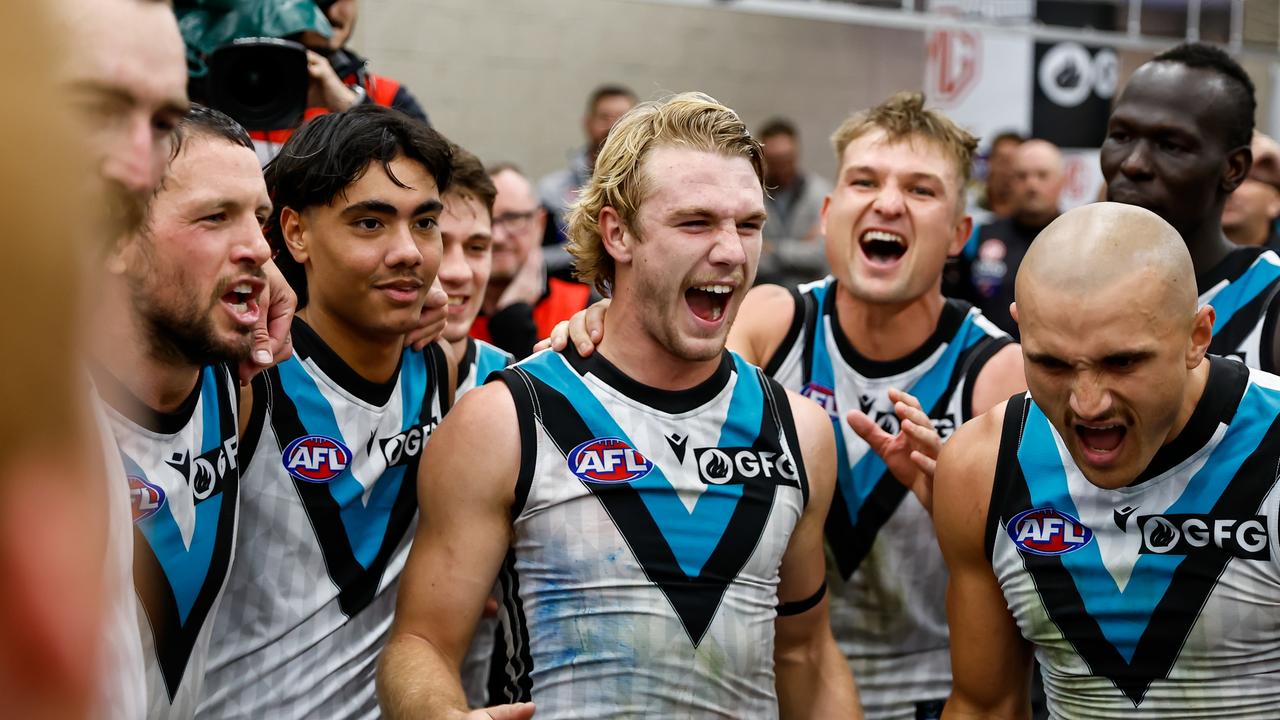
[
  {"left": 762, "top": 287, "right": 808, "bottom": 377},
  {"left": 765, "top": 374, "right": 810, "bottom": 507},
  {"left": 960, "top": 336, "right": 1015, "bottom": 421},
  {"left": 496, "top": 368, "right": 538, "bottom": 519},
  {"left": 426, "top": 342, "right": 453, "bottom": 415},
  {"left": 237, "top": 369, "right": 273, "bottom": 470},
  {"left": 984, "top": 393, "right": 1029, "bottom": 563},
  {"left": 1259, "top": 281, "right": 1280, "bottom": 373}
]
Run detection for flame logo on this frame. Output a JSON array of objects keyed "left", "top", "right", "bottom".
[
  {"left": 1144, "top": 516, "right": 1179, "bottom": 553},
  {"left": 698, "top": 449, "right": 733, "bottom": 484}
]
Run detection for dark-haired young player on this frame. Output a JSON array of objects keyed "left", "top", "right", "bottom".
[
  {"left": 199, "top": 105, "right": 456, "bottom": 719},
  {"left": 1103, "top": 42, "right": 1280, "bottom": 371}
]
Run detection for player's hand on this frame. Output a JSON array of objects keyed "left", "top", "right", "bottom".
[
  {"left": 306, "top": 50, "right": 359, "bottom": 112},
  {"left": 846, "top": 388, "right": 941, "bottom": 514},
  {"left": 535, "top": 299, "right": 610, "bottom": 355},
  {"left": 496, "top": 244, "right": 546, "bottom": 311},
  {"left": 463, "top": 702, "right": 535, "bottom": 720},
  {"left": 238, "top": 261, "right": 296, "bottom": 385},
  {"left": 405, "top": 279, "right": 449, "bottom": 351}
]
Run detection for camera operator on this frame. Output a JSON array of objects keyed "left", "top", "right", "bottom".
[{"left": 250, "top": 0, "right": 429, "bottom": 156}]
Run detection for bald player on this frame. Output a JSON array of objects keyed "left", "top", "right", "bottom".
[
  {"left": 936, "top": 202, "right": 1280, "bottom": 718},
  {"left": 1103, "top": 42, "right": 1280, "bottom": 371}
]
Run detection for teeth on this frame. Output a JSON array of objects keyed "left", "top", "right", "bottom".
[
  {"left": 863, "top": 230, "right": 905, "bottom": 245},
  {"left": 448, "top": 296, "right": 465, "bottom": 306},
  {"left": 694, "top": 284, "right": 733, "bottom": 294},
  {"left": 710, "top": 305, "right": 722, "bottom": 321},
  {"left": 231, "top": 302, "right": 248, "bottom": 314},
  {"left": 233, "top": 282, "right": 252, "bottom": 293}
]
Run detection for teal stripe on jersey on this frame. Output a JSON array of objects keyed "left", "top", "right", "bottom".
[
  {"left": 520, "top": 352, "right": 763, "bottom": 578},
  {"left": 1207, "top": 255, "right": 1280, "bottom": 332}
]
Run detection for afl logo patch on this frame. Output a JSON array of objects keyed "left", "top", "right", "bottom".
[
  {"left": 801, "top": 382, "right": 838, "bottom": 418},
  {"left": 282, "top": 435, "right": 351, "bottom": 483},
  {"left": 1008, "top": 507, "right": 1093, "bottom": 556},
  {"left": 568, "top": 437, "right": 652, "bottom": 485},
  {"left": 128, "top": 475, "right": 165, "bottom": 523}
]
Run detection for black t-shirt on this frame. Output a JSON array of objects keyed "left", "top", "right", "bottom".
[{"left": 945, "top": 215, "right": 1053, "bottom": 339}]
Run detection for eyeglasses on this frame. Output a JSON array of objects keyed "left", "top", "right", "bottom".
[{"left": 492, "top": 209, "right": 539, "bottom": 234}]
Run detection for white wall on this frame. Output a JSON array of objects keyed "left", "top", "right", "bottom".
[{"left": 354, "top": 0, "right": 925, "bottom": 184}]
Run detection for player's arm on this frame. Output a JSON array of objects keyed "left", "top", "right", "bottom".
[
  {"left": 725, "top": 283, "right": 797, "bottom": 367},
  {"left": 969, "top": 344, "right": 1026, "bottom": 416},
  {"left": 936, "top": 402, "right": 1032, "bottom": 720},
  {"left": 774, "top": 391, "right": 861, "bottom": 720},
  {"left": 376, "top": 383, "right": 534, "bottom": 720}
]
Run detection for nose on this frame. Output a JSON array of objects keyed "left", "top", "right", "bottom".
[
  {"left": 231, "top": 218, "right": 273, "bottom": 269},
  {"left": 1068, "top": 372, "right": 1114, "bottom": 421},
  {"left": 102, "top": 114, "right": 159, "bottom": 196},
  {"left": 872, "top": 182, "right": 905, "bottom": 217},
  {"left": 385, "top": 222, "right": 426, "bottom": 268},
  {"left": 708, "top": 222, "right": 749, "bottom": 268},
  {"left": 1119, "top": 141, "right": 1154, "bottom": 180},
  {"left": 437, "top": 238, "right": 468, "bottom": 287}
]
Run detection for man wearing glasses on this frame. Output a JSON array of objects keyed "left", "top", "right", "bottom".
[{"left": 469, "top": 163, "right": 594, "bottom": 358}]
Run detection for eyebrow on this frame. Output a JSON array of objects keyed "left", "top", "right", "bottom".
[
  {"left": 70, "top": 80, "right": 190, "bottom": 116},
  {"left": 340, "top": 199, "right": 444, "bottom": 218},
  {"left": 670, "top": 207, "right": 768, "bottom": 223},
  {"left": 842, "top": 165, "right": 945, "bottom": 186}
]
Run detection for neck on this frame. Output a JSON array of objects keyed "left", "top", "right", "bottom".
[
  {"left": 833, "top": 283, "right": 945, "bottom": 361},
  {"left": 1015, "top": 207, "right": 1058, "bottom": 228},
  {"left": 298, "top": 305, "right": 402, "bottom": 384},
  {"left": 448, "top": 335, "right": 469, "bottom": 363},
  {"left": 482, "top": 279, "right": 511, "bottom": 314},
  {"left": 1181, "top": 211, "right": 1237, "bottom": 276},
  {"left": 91, "top": 282, "right": 202, "bottom": 414},
  {"left": 1165, "top": 358, "right": 1212, "bottom": 447},
  {"left": 1225, "top": 222, "right": 1270, "bottom": 248},
  {"left": 596, "top": 295, "right": 722, "bottom": 391}
]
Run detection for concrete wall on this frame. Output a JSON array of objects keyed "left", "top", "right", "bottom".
[{"left": 353, "top": 0, "right": 926, "bottom": 184}]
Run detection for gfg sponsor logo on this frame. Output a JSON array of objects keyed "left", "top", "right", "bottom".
[
  {"left": 694, "top": 447, "right": 800, "bottom": 487},
  {"left": 568, "top": 437, "right": 652, "bottom": 484},
  {"left": 1137, "top": 515, "right": 1270, "bottom": 560},
  {"left": 1008, "top": 507, "right": 1093, "bottom": 556},
  {"left": 377, "top": 419, "right": 439, "bottom": 468},
  {"left": 283, "top": 435, "right": 351, "bottom": 483}
]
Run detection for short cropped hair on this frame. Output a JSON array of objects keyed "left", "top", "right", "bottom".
[
  {"left": 567, "top": 92, "right": 764, "bottom": 296},
  {"left": 587, "top": 84, "right": 638, "bottom": 114},
  {"left": 1152, "top": 42, "right": 1255, "bottom": 151},
  {"left": 447, "top": 145, "right": 497, "bottom": 216},
  {"left": 264, "top": 105, "right": 453, "bottom": 306},
  {"left": 831, "top": 92, "right": 979, "bottom": 192},
  {"left": 169, "top": 104, "right": 253, "bottom": 164},
  {"left": 759, "top": 118, "right": 798, "bottom": 141}
]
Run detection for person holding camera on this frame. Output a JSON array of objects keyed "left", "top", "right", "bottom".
[{"left": 250, "top": 0, "right": 429, "bottom": 158}]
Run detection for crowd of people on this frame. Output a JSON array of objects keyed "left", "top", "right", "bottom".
[{"left": 9, "top": 1, "right": 1280, "bottom": 719}]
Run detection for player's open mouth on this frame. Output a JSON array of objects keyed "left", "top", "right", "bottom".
[
  {"left": 685, "top": 283, "right": 734, "bottom": 324},
  {"left": 447, "top": 294, "right": 469, "bottom": 314},
  {"left": 859, "top": 229, "right": 907, "bottom": 267},
  {"left": 1074, "top": 422, "right": 1126, "bottom": 465},
  {"left": 220, "top": 280, "right": 262, "bottom": 326}
]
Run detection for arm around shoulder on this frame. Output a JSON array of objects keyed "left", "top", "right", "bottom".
[
  {"left": 377, "top": 381, "right": 522, "bottom": 719},
  {"left": 935, "top": 402, "right": 1033, "bottom": 720},
  {"left": 774, "top": 391, "right": 861, "bottom": 720}
]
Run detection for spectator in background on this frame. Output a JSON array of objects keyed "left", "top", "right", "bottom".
[
  {"left": 982, "top": 131, "right": 1024, "bottom": 219},
  {"left": 250, "top": 0, "right": 431, "bottom": 159},
  {"left": 757, "top": 118, "right": 832, "bottom": 287},
  {"left": 961, "top": 139, "right": 1066, "bottom": 338},
  {"left": 473, "top": 164, "right": 593, "bottom": 358},
  {"left": 1224, "top": 131, "right": 1280, "bottom": 248},
  {"left": 538, "top": 84, "right": 637, "bottom": 241}
]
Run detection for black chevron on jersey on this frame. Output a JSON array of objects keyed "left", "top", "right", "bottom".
[{"left": 507, "top": 368, "right": 796, "bottom": 647}]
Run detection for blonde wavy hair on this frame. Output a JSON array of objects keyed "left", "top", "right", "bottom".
[
  {"left": 831, "top": 92, "right": 978, "bottom": 210},
  {"left": 566, "top": 91, "right": 764, "bottom": 295}
]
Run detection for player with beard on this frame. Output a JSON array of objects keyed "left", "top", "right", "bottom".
[
  {"left": 379, "top": 92, "right": 857, "bottom": 720},
  {"left": 937, "top": 202, "right": 1280, "bottom": 718},
  {"left": 548, "top": 92, "right": 1026, "bottom": 719},
  {"left": 200, "top": 105, "right": 456, "bottom": 719},
  {"left": 1103, "top": 42, "right": 1280, "bottom": 371},
  {"left": 91, "top": 105, "right": 273, "bottom": 718}
]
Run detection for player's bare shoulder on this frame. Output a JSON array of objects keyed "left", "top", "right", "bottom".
[
  {"left": 935, "top": 399, "right": 1011, "bottom": 550},
  {"left": 421, "top": 377, "right": 522, "bottom": 508},
  {"left": 730, "top": 283, "right": 799, "bottom": 365},
  {"left": 782, "top": 386, "right": 837, "bottom": 502}
]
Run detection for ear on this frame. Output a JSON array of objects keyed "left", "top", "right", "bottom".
[
  {"left": 1009, "top": 301, "right": 1019, "bottom": 327},
  {"left": 818, "top": 193, "right": 832, "bottom": 238},
  {"left": 598, "top": 205, "right": 634, "bottom": 265},
  {"left": 1222, "top": 145, "right": 1252, "bottom": 195},
  {"left": 1187, "top": 304, "right": 1215, "bottom": 368},
  {"left": 280, "top": 207, "right": 309, "bottom": 264},
  {"left": 948, "top": 213, "right": 974, "bottom": 257}
]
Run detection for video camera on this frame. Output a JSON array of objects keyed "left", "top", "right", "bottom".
[{"left": 200, "top": 37, "right": 310, "bottom": 131}]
